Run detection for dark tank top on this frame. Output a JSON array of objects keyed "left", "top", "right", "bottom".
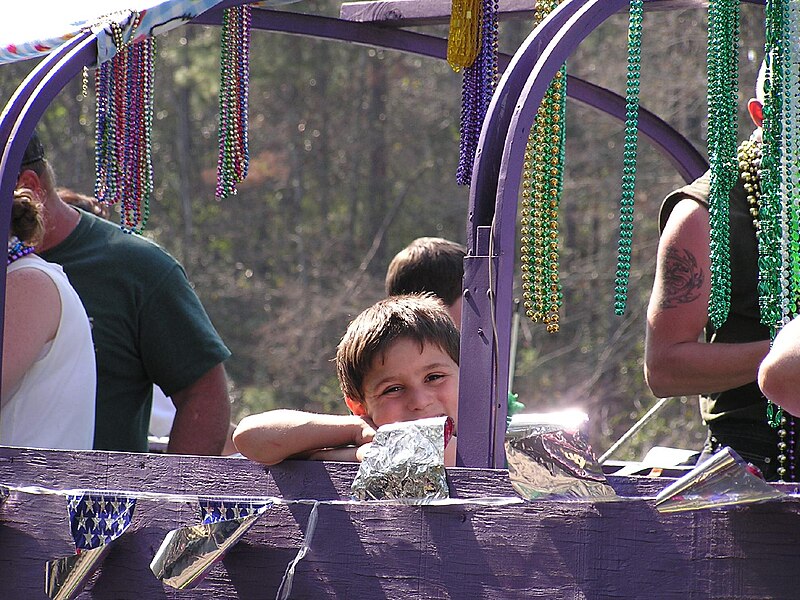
[{"left": 659, "top": 171, "right": 778, "bottom": 476}]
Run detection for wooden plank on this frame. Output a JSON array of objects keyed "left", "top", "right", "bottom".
[
  {"left": 2, "top": 447, "right": 800, "bottom": 599},
  {"left": 338, "top": 0, "right": 711, "bottom": 26}
]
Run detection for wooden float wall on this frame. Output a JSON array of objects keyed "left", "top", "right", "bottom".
[{"left": 1, "top": 446, "right": 800, "bottom": 599}]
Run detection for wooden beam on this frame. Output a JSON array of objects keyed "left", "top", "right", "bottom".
[
  {"left": 339, "top": 0, "right": 711, "bottom": 27},
  {"left": 2, "top": 447, "right": 800, "bottom": 599}
]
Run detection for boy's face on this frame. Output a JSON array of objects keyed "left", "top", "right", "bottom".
[{"left": 349, "top": 337, "right": 459, "bottom": 431}]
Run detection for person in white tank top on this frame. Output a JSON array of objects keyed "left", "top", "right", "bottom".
[{"left": 1, "top": 188, "right": 95, "bottom": 449}]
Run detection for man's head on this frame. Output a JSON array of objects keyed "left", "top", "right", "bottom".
[
  {"left": 336, "top": 294, "right": 460, "bottom": 429},
  {"left": 16, "top": 130, "right": 57, "bottom": 199},
  {"left": 385, "top": 237, "right": 466, "bottom": 326},
  {"left": 19, "top": 130, "right": 45, "bottom": 174}
]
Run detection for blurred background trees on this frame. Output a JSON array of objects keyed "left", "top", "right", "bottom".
[{"left": 0, "top": 2, "right": 767, "bottom": 460}]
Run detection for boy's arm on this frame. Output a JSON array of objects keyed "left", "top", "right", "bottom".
[{"left": 232, "top": 409, "right": 375, "bottom": 465}]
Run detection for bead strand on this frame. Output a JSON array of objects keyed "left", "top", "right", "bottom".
[
  {"left": 216, "top": 5, "right": 252, "bottom": 199},
  {"left": 455, "top": 0, "right": 498, "bottom": 187},
  {"left": 706, "top": 0, "right": 740, "bottom": 329},
  {"left": 7, "top": 236, "right": 34, "bottom": 265},
  {"left": 614, "top": 0, "right": 644, "bottom": 315}
]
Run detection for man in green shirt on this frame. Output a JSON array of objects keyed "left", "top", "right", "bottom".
[{"left": 17, "top": 133, "right": 231, "bottom": 454}]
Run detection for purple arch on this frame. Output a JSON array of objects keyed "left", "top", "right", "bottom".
[
  {"left": 0, "top": 31, "right": 96, "bottom": 382},
  {"left": 457, "top": 0, "right": 764, "bottom": 467}
]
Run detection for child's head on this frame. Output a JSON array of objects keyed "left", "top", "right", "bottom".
[
  {"left": 385, "top": 237, "right": 466, "bottom": 326},
  {"left": 336, "top": 294, "right": 460, "bottom": 429}
]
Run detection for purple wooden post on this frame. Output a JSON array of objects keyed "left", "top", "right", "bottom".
[
  {"left": 459, "top": 0, "right": 626, "bottom": 468},
  {"left": 455, "top": 226, "right": 501, "bottom": 467},
  {"left": 491, "top": 0, "right": 636, "bottom": 468}
]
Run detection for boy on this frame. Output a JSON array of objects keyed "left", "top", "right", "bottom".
[
  {"left": 233, "top": 294, "right": 460, "bottom": 465},
  {"left": 385, "top": 237, "right": 466, "bottom": 326}
]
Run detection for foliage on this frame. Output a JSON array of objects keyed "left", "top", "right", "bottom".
[{"left": 0, "top": 2, "right": 768, "bottom": 461}]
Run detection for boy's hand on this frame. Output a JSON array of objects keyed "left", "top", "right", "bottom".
[{"left": 352, "top": 415, "right": 377, "bottom": 446}]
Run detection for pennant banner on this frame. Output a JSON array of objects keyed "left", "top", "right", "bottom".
[
  {"left": 45, "top": 493, "right": 136, "bottom": 600},
  {"left": 150, "top": 500, "right": 271, "bottom": 589},
  {"left": 656, "top": 447, "right": 787, "bottom": 513}
]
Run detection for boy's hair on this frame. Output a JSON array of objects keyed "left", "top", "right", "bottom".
[
  {"left": 385, "top": 237, "right": 466, "bottom": 306},
  {"left": 336, "top": 294, "right": 460, "bottom": 404}
]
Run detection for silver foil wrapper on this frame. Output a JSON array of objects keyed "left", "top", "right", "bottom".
[
  {"left": 505, "top": 412, "right": 616, "bottom": 500},
  {"left": 351, "top": 416, "right": 451, "bottom": 501},
  {"left": 655, "top": 446, "right": 786, "bottom": 513},
  {"left": 150, "top": 502, "right": 270, "bottom": 589},
  {"left": 0, "top": 485, "right": 8, "bottom": 506}
]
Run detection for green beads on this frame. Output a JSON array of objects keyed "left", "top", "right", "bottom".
[{"left": 614, "top": 0, "right": 644, "bottom": 316}]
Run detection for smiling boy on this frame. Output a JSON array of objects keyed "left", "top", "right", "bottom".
[{"left": 233, "top": 294, "right": 459, "bottom": 465}]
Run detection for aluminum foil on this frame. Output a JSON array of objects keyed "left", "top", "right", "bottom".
[
  {"left": 655, "top": 446, "right": 786, "bottom": 513},
  {"left": 0, "top": 485, "right": 8, "bottom": 506},
  {"left": 45, "top": 494, "right": 136, "bottom": 600},
  {"left": 150, "top": 500, "right": 270, "bottom": 589},
  {"left": 351, "top": 416, "right": 451, "bottom": 501},
  {"left": 505, "top": 412, "right": 616, "bottom": 500}
]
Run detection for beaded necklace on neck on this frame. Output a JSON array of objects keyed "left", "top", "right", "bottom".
[
  {"left": 7, "top": 236, "right": 34, "bottom": 266},
  {"left": 738, "top": 137, "right": 762, "bottom": 230}
]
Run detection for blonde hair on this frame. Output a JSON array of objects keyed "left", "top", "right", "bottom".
[{"left": 12, "top": 188, "right": 44, "bottom": 246}]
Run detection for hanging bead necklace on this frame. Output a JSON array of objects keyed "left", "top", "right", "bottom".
[
  {"left": 446, "top": 0, "right": 481, "bottom": 72},
  {"left": 7, "top": 236, "right": 34, "bottom": 266},
  {"left": 94, "top": 13, "right": 155, "bottom": 233},
  {"left": 216, "top": 4, "right": 252, "bottom": 200},
  {"left": 738, "top": 137, "right": 762, "bottom": 230},
  {"left": 456, "top": 0, "right": 498, "bottom": 187},
  {"left": 705, "top": 0, "right": 740, "bottom": 329},
  {"left": 759, "top": 6, "right": 786, "bottom": 434},
  {"left": 613, "top": 0, "right": 644, "bottom": 316},
  {"left": 520, "top": 0, "right": 565, "bottom": 333}
]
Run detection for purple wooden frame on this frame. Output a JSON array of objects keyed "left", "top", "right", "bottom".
[
  {"left": 0, "top": 0, "right": 751, "bottom": 467},
  {"left": 457, "top": 0, "right": 763, "bottom": 467}
]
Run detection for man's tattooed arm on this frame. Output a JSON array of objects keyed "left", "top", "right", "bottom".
[{"left": 660, "top": 245, "right": 704, "bottom": 309}]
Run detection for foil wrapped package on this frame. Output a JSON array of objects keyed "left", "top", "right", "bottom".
[
  {"left": 655, "top": 446, "right": 786, "bottom": 513},
  {"left": 351, "top": 416, "right": 452, "bottom": 501},
  {"left": 505, "top": 411, "right": 616, "bottom": 500}
]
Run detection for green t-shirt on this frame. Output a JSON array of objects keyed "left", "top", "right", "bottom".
[{"left": 41, "top": 210, "right": 231, "bottom": 452}]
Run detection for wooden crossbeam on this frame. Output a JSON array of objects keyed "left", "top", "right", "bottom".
[{"left": 339, "top": 0, "right": 710, "bottom": 27}]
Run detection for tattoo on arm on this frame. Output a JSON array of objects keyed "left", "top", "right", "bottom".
[{"left": 660, "top": 246, "right": 704, "bottom": 309}]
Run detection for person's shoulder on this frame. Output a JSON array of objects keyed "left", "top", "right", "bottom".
[
  {"left": 8, "top": 254, "right": 63, "bottom": 280},
  {"left": 7, "top": 260, "right": 59, "bottom": 301},
  {"left": 83, "top": 213, "right": 181, "bottom": 269},
  {"left": 659, "top": 172, "right": 710, "bottom": 233}
]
